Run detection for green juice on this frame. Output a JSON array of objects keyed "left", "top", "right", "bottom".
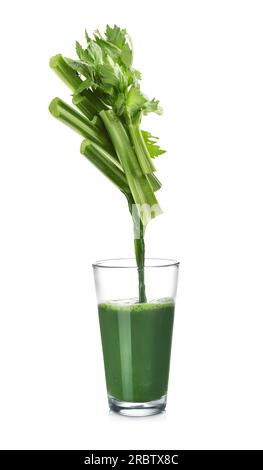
[{"left": 98, "top": 299, "right": 175, "bottom": 403}]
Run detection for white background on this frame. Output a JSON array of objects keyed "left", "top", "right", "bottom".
[{"left": 0, "top": 0, "right": 263, "bottom": 450}]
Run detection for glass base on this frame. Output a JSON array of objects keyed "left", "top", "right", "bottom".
[{"left": 108, "top": 394, "right": 167, "bottom": 417}]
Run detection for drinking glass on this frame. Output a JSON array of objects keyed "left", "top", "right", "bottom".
[{"left": 93, "top": 258, "right": 179, "bottom": 417}]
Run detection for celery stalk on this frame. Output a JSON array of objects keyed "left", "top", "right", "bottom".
[
  {"left": 100, "top": 109, "right": 162, "bottom": 225},
  {"left": 80, "top": 140, "right": 131, "bottom": 196},
  {"left": 49, "top": 54, "right": 105, "bottom": 118},
  {"left": 49, "top": 98, "right": 113, "bottom": 155},
  {"left": 127, "top": 116, "right": 156, "bottom": 175}
]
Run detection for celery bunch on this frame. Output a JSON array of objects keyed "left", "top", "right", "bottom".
[{"left": 49, "top": 25, "right": 166, "bottom": 302}]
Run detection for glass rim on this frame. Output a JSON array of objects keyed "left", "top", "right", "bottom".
[{"left": 92, "top": 257, "right": 180, "bottom": 269}]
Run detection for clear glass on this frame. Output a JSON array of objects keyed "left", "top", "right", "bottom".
[{"left": 93, "top": 258, "right": 179, "bottom": 417}]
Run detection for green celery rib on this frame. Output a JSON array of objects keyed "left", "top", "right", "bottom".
[
  {"left": 72, "top": 95, "right": 104, "bottom": 130},
  {"left": 80, "top": 140, "right": 131, "bottom": 196},
  {"left": 127, "top": 117, "right": 156, "bottom": 174},
  {"left": 100, "top": 109, "right": 162, "bottom": 225},
  {"left": 100, "top": 109, "right": 142, "bottom": 178},
  {"left": 49, "top": 54, "right": 81, "bottom": 90},
  {"left": 49, "top": 54, "right": 105, "bottom": 119},
  {"left": 127, "top": 119, "right": 161, "bottom": 190},
  {"left": 147, "top": 173, "right": 162, "bottom": 191},
  {"left": 49, "top": 98, "right": 113, "bottom": 154}
]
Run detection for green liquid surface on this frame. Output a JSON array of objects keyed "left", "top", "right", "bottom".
[{"left": 98, "top": 299, "right": 175, "bottom": 403}]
